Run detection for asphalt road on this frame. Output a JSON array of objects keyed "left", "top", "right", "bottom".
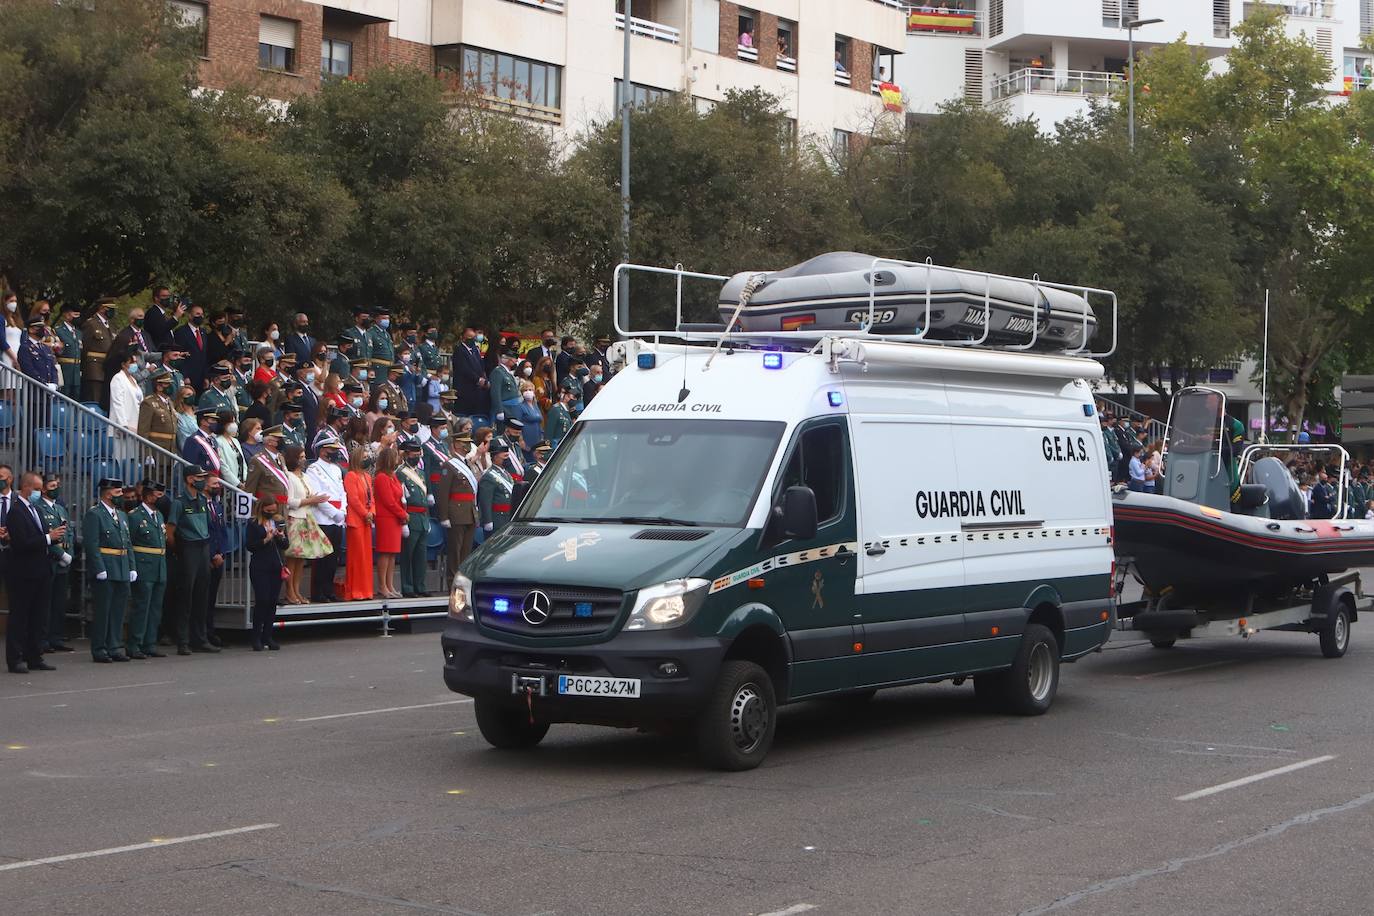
[{"left": 4, "top": 610, "right": 1374, "bottom": 916}]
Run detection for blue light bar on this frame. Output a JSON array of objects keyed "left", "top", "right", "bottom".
[
  {"left": 762, "top": 353, "right": 784, "bottom": 370},
  {"left": 573, "top": 602, "right": 594, "bottom": 619},
  {"left": 828, "top": 391, "right": 844, "bottom": 408},
  {"left": 638, "top": 353, "right": 657, "bottom": 370},
  {"left": 492, "top": 597, "right": 511, "bottom": 614}
]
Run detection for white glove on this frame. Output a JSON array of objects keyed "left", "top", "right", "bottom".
[
  {"left": 495, "top": 412, "right": 505, "bottom": 421},
  {"left": 46, "top": 382, "right": 58, "bottom": 391},
  {"left": 96, "top": 570, "right": 108, "bottom": 581},
  {"left": 427, "top": 494, "right": 435, "bottom": 506},
  {"left": 441, "top": 520, "right": 451, "bottom": 529},
  {"left": 130, "top": 570, "right": 138, "bottom": 583},
  {"left": 483, "top": 522, "right": 493, "bottom": 532},
  {"left": 60, "top": 552, "right": 72, "bottom": 567},
  {"left": 401, "top": 525, "right": 409, "bottom": 537},
  {"left": 144, "top": 455, "right": 155, "bottom": 465}
]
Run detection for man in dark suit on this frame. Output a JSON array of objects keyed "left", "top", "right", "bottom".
[
  {"left": 524, "top": 328, "right": 557, "bottom": 366},
  {"left": 293, "top": 361, "right": 321, "bottom": 451},
  {"left": 6, "top": 471, "right": 65, "bottom": 673},
  {"left": 451, "top": 326, "right": 490, "bottom": 418},
  {"left": 284, "top": 312, "right": 315, "bottom": 367},
  {"left": 172, "top": 303, "right": 210, "bottom": 392},
  {"left": 106, "top": 307, "right": 152, "bottom": 378},
  {"left": 144, "top": 286, "right": 184, "bottom": 350},
  {"left": 555, "top": 335, "right": 579, "bottom": 387}
]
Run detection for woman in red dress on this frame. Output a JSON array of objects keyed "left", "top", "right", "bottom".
[
  {"left": 343, "top": 444, "right": 375, "bottom": 600},
  {"left": 372, "top": 445, "right": 407, "bottom": 599}
]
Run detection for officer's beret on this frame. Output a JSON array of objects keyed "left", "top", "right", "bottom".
[
  {"left": 428, "top": 410, "right": 451, "bottom": 426},
  {"left": 97, "top": 477, "right": 125, "bottom": 490},
  {"left": 211, "top": 361, "right": 233, "bottom": 376},
  {"left": 389, "top": 362, "right": 404, "bottom": 372},
  {"left": 343, "top": 381, "right": 363, "bottom": 393},
  {"left": 349, "top": 357, "right": 368, "bottom": 367},
  {"left": 261, "top": 425, "right": 285, "bottom": 439},
  {"left": 453, "top": 432, "right": 472, "bottom": 443},
  {"left": 26, "top": 314, "right": 46, "bottom": 328},
  {"left": 139, "top": 478, "right": 165, "bottom": 492},
  {"left": 182, "top": 464, "right": 210, "bottom": 478},
  {"left": 336, "top": 334, "right": 355, "bottom": 346},
  {"left": 490, "top": 438, "right": 512, "bottom": 455},
  {"left": 352, "top": 306, "right": 370, "bottom": 315},
  {"left": 505, "top": 417, "right": 524, "bottom": 430},
  {"left": 533, "top": 440, "right": 552, "bottom": 453},
  {"left": 374, "top": 307, "right": 391, "bottom": 316},
  {"left": 282, "top": 400, "right": 303, "bottom": 413},
  {"left": 439, "top": 391, "right": 456, "bottom": 402},
  {"left": 327, "top": 405, "right": 351, "bottom": 419},
  {"left": 146, "top": 366, "right": 172, "bottom": 382},
  {"left": 60, "top": 303, "right": 81, "bottom": 314}
]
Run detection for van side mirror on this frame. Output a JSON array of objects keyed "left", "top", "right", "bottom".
[{"left": 781, "top": 486, "right": 818, "bottom": 541}]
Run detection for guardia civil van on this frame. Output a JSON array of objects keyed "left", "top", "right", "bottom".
[{"left": 442, "top": 257, "right": 1118, "bottom": 770}]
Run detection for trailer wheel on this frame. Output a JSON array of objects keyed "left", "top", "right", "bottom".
[
  {"left": 997, "top": 624, "right": 1060, "bottom": 716},
  {"left": 474, "top": 698, "right": 550, "bottom": 750},
  {"left": 1319, "top": 602, "right": 1351, "bottom": 659},
  {"left": 696, "top": 661, "right": 776, "bottom": 771},
  {"left": 1148, "top": 635, "right": 1176, "bottom": 650}
]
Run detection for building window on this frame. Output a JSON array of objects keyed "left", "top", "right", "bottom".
[
  {"left": 737, "top": 7, "right": 758, "bottom": 62},
  {"left": 832, "top": 128, "right": 852, "bottom": 163},
  {"left": 834, "top": 35, "right": 852, "bottom": 84},
  {"left": 258, "top": 15, "right": 297, "bottom": 72},
  {"left": 321, "top": 38, "right": 352, "bottom": 79},
  {"left": 436, "top": 45, "right": 562, "bottom": 122},
  {"left": 170, "top": 0, "right": 207, "bottom": 56},
  {"left": 615, "top": 79, "right": 672, "bottom": 109},
  {"left": 777, "top": 18, "right": 797, "bottom": 71}
]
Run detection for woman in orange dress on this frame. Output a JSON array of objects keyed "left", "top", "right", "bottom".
[
  {"left": 372, "top": 445, "right": 407, "bottom": 599},
  {"left": 343, "top": 443, "right": 375, "bottom": 600}
]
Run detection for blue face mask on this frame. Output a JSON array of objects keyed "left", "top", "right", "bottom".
[
  {"left": 29, "top": 491, "right": 42, "bottom": 505},
  {"left": 378, "top": 399, "right": 389, "bottom": 411},
  {"left": 378, "top": 319, "right": 390, "bottom": 330},
  {"left": 439, "top": 427, "right": 450, "bottom": 440}
]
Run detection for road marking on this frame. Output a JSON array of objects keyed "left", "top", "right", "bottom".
[
  {"left": 1175, "top": 755, "right": 1336, "bottom": 801},
  {"left": 1017, "top": 791, "right": 1374, "bottom": 914},
  {"left": 758, "top": 906, "right": 818, "bottom": 916},
  {"left": 1134, "top": 660, "right": 1239, "bottom": 680},
  {"left": 0, "top": 823, "right": 278, "bottom": 872},
  {"left": 1105, "top": 732, "right": 1298, "bottom": 755},
  {"left": 0, "top": 681, "right": 174, "bottom": 701},
  {"left": 295, "top": 699, "right": 473, "bottom": 722}
]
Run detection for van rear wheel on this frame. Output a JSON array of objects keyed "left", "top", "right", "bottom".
[
  {"left": 474, "top": 698, "right": 550, "bottom": 750},
  {"left": 696, "top": 661, "right": 776, "bottom": 771},
  {"left": 995, "top": 624, "right": 1060, "bottom": 716}
]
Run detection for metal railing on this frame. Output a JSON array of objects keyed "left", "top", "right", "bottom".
[
  {"left": 906, "top": 5, "right": 984, "bottom": 36},
  {"left": 1093, "top": 394, "right": 1168, "bottom": 443},
  {"left": 614, "top": 12, "right": 682, "bottom": 44},
  {"left": 737, "top": 44, "right": 759, "bottom": 62},
  {"left": 506, "top": 0, "right": 565, "bottom": 11},
  {"left": 834, "top": 70, "right": 852, "bottom": 86},
  {"left": 990, "top": 68, "right": 1124, "bottom": 101},
  {"left": 777, "top": 54, "right": 797, "bottom": 72},
  {"left": 1244, "top": 0, "right": 1335, "bottom": 20}
]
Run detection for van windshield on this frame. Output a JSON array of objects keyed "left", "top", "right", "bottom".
[{"left": 519, "top": 419, "right": 786, "bottom": 527}]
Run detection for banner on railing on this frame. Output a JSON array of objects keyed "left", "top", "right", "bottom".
[{"left": 907, "top": 7, "right": 977, "bottom": 33}]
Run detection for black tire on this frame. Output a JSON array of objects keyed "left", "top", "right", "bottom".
[
  {"left": 998, "top": 624, "right": 1060, "bottom": 716},
  {"left": 1149, "top": 635, "right": 1177, "bottom": 650},
  {"left": 1319, "top": 602, "right": 1351, "bottom": 659},
  {"left": 474, "top": 698, "right": 550, "bottom": 750},
  {"left": 695, "top": 660, "right": 776, "bottom": 771}
]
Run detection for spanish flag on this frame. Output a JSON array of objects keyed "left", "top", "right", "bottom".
[
  {"left": 907, "top": 9, "right": 976, "bottom": 34},
  {"left": 879, "top": 82, "right": 904, "bottom": 113}
]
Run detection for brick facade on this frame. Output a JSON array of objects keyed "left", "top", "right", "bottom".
[
  {"left": 850, "top": 40, "right": 873, "bottom": 93},
  {"left": 718, "top": 1, "right": 738, "bottom": 60},
  {"left": 757, "top": 12, "right": 778, "bottom": 69}
]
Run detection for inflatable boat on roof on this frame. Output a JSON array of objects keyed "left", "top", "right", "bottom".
[{"left": 716, "top": 251, "right": 1098, "bottom": 350}]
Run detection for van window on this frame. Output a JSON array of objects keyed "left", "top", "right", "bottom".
[{"left": 778, "top": 424, "right": 845, "bottom": 527}]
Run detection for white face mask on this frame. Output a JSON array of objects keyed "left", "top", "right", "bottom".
[
  {"left": 522, "top": 366, "right": 532, "bottom": 377},
  {"left": 269, "top": 329, "right": 280, "bottom": 341},
  {"left": 252, "top": 431, "right": 264, "bottom": 443},
  {"left": 225, "top": 422, "right": 239, "bottom": 437},
  {"left": 4, "top": 301, "right": 15, "bottom": 313},
  {"left": 351, "top": 396, "right": 364, "bottom": 407},
  {"left": 306, "top": 371, "right": 317, "bottom": 384},
  {"left": 384, "top": 426, "right": 395, "bottom": 436},
  {"left": 522, "top": 390, "right": 535, "bottom": 401},
  {"left": 357, "top": 369, "right": 368, "bottom": 381}
]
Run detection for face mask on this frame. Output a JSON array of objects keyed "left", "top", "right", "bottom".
[
  {"left": 522, "top": 367, "right": 532, "bottom": 377},
  {"left": 475, "top": 334, "right": 485, "bottom": 344},
  {"left": 358, "top": 318, "right": 371, "bottom": 328},
  {"left": 523, "top": 390, "right": 535, "bottom": 401},
  {"left": 440, "top": 374, "right": 450, "bottom": 384},
  {"left": 405, "top": 335, "right": 416, "bottom": 345},
  {"left": 378, "top": 399, "right": 389, "bottom": 411},
  {"left": 439, "top": 428, "right": 450, "bottom": 440},
  {"left": 406, "top": 423, "right": 418, "bottom": 434},
  {"left": 188, "top": 478, "right": 203, "bottom": 491},
  {"left": 357, "top": 369, "right": 368, "bottom": 381},
  {"left": 575, "top": 367, "right": 589, "bottom": 378},
  {"left": 264, "top": 358, "right": 274, "bottom": 367},
  {"left": 47, "top": 487, "right": 59, "bottom": 500},
  {"left": 225, "top": 422, "right": 239, "bottom": 436},
  {"left": 593, "top": 374, "right": 603, "bottom": 383},
  {"left": 28, "top": 491, "right": 42, "bottom": 505},
  {"left": 132, "top": 318, "right": 144, "bottom": 328},
  {"left": 207, "top": 422, "right": 221, "bottom": 435},
  {"left": 426, "top": 332, "right": 437, "bottom": 341},
  {"left": 239, "top": 363, "right": 252, "bottom": 374},
  {"left": 384, "top": 426, "right": 395, "bottom": 437},
  {"left": 0, "top": 478, "right": 9, "bottom": 491},
  {"left": 253, "top": 431, "right": 264, "bottom": 444},
  {"left": 378, "top": 319, "right": 390, "bottom": 330},
  {"left": 298, "top": 325, "right": 310, "bottom": 334},
  {"left": 269, "top": 329, "right": 280, "bottom": 341},
  {"left": 219, "top": 379, "right": 232, "bottom": 391},
  {"left": 543, "top": 339, "right": 555, "bottom": 348},
  {"left": 306, "top": 371, "right": 317, "bottom": 384},
  {"left": 407, "top": 455, "right": 421, "bottom": 466},
  {"left": 158, "top": 297, "right": 171, "bottom": 308},
  {"left": 4, "top": 301, "right": 15, "bottom": 313},
  {"left": 351, "top": 396, "right": 364, "bottom": 407},
  {"left": 190, "top": 315, "right": 204, "bottom": 326}
]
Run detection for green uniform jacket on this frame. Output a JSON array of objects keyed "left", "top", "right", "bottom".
[
  {"left": 330, "top": 354, "right": 352, "bottom": 379},
  {"left": 198, "top": 385, "right": 238, "bottom": 416},
  {"left": 546, "top": 403, "right": 573, "bottom": 448},
  {"left": 83, "top": 503, "right": 133, "bottom": 580},
  {"left": 128, "top": 504, "right": 168, "bottom": 584},
  {"left": 399, "top": 463, "right": 431, "bottom": 535},
  {"left": 170, "top": 493, "right": 211, "bottom": 541},
  {"left": 40, "top": 498, "right": 74, "bottom": 566},
  {"left": 367, "top": 325, "right": 394, "bottom": 369},
  {"left": 418, "top": 340, "right": 441, "bottom": 373},
  {"left": 488, "top": 365, "right": 521, "bottom": 418},
  {"left": 234, "top": 371, "right": 253, "bottom": 411},
  {"left": 477, "top": 467, "right": 515, "bottom": 531},
  {"left": 341, "top": 326, "right": 372, "bottom": 364},
  {"left": 55, "top": 321, "right": 82, "bottom": 383},
  {"left": 422, "top": 438, "right": 450, "bottom": 490},
  {"left": 153, "top": 365, "right": 184, "bottom": 396},
  {"left": 1101, "top": 427, "right": 1122, "bottom": 464},
  {"left": 281, "top": 421, "right": 307, "bottom": 453}
]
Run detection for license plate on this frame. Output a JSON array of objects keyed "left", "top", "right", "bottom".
[{"left": 557, "top": 675, "right": 641, "bottom": 698}]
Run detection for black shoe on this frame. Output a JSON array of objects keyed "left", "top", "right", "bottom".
[
  {"left": 144, "top": 649, "right": 166, "bottom": 658},
  {"left": 93, "top": 656, "right": 112, "bottom": 664},
  {"left": 402, "top": 591, "right": 416, "bottom": 598},
  {"left": 266, "top": 641, "right": 281, "bottom": 651},
  {"left": 157, "top": 636, "right": 173, "bottom": 647},
  {"left": 208, "top": 635, "right": 223, "bottom": 647},
  {"left": 177, "top": 646, "right": 192, "bottom": 656},
  {"left": 47, "top": 643, "right": 75, "bottom": 653},
  {"left": 190, "top": 644, "right": 221, "bottom": 654},
  {"left": 8, "top": 664, "right": 29, "bottom": 674},
  {"left": 28, "top": 660, "right": 56, "bottom": 671},
  {"left": 110, "top": 654, "right": 130, "bottom": 662},
  {"left": 251, "top": 642, "right": 264, "bottom": 652},
  {"left": 127, "top": 652, "right": 147, "bottom": 660}
]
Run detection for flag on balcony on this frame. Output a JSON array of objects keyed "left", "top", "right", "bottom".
[
  {"left": 879, "top": 81, "right": 903, "bottom": 113},
  {"left": 907, "top": 9, "right": 976, "bottom": 34}
]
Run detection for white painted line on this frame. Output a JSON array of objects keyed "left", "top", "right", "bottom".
[
  {"left": 758, "top": 906, "right": 818, "bottom": 916},
  {"left": 295, "top": 699, "right": 473, "bottom": 722},
  {"left": 1175, "top": 755, "right": 1336, "bottom": 801},
  {"left": 0, "top": 681, "right": 175, "bottom": 701},
  {"left": 1134, "top": 661, "right": 1238, "bottom": 680},
  {"left": 0, "top": 823, "right": 278, "bottom": 872}
]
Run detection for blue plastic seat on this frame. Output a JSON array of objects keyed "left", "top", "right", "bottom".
[
  {"left": 82, "top": 401, "right": 106, "bottom": 418},
  {"left": 78, "top": 427, "right": 113, "bottom": 459},
  {"left": 468, "top": 414, "right": 491, "bottom": 430},
  {"left": 36, "top": 427, "right": 65, "bottom": 464},
  {"left": 0, "top": 399, "right": 14, "bottom": 434},
  {"left": 88, "top": 457, "right": 122, "bottom": 493},
  {"left": 49, "top": 399, "right": 72, "bottom": 430}
]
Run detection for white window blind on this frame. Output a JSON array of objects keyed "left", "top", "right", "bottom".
[
  {"left": 260, "top": 16, "right": 297, "bottom": 50},
  {"left": 170, "top": 0, "right": 204, "bottom": 28}
]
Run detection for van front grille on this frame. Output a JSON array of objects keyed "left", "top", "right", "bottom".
[{"left": 475, "top": 583, "right": 625, "bottom": 637}]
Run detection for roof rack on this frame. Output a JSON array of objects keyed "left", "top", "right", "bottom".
[{"left": 611, "top": 257, "right": 1118, "bottom": 360}]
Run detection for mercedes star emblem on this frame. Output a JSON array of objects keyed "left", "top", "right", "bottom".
[{"left": 522, "top": 589, "right": 553, "bottom": 625}]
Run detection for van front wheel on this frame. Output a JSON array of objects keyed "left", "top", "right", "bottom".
[
  {"left": 998, "top": 624, "right": 1060, "bottom": 716},
  {"left": 696, "top": 661, "right": 776, "bottom": 771},
  {"left": 474, "top": 698, "right": 550, "bottom": 750}
]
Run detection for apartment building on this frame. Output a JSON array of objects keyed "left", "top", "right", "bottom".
[
  {"left": 894, "top": 1, "right": 1374, "bottom": 132},
  {"left": 178, "top": 0, "right": 908, "bottom": 139}
]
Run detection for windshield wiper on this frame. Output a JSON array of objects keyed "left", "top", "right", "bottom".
[
  {"left": 525, "top": 516, "right": 585, "bottom": 524},
  {"left": 615, "top": 516, "right": 701, "bottom": 527}
]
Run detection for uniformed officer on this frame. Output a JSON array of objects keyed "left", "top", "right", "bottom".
[
  {"left": 478, "top": 438, "right": 517, "bottom": 536},
  {"left": 153, "top": 345, "right": 186, "bottom": 396},
  {"left": 81, "top": 297, "right": 116, "bottom": 405},
  {"left": 167, "top": 464, "right": 219, "bottom": 654},
  {"left": 501, "top": 417, "right": 527, "bottom": 479},
  {"left": 367, "top": 307, "right": 395, "bottom": 384},
  {"left": 280, "top": 400, "right": 307, "bottom": 451},
  {"left": 437, "top": 432, "right": 479, "bottom": 570},
  {"left": 126, "top": 479, "right": 168, "bottom": 659},
  {"left": 529, "top": 440, "right": 552, "bottom": 481},
  {"left": 84, "top": 477, "right": 134, "bottom": 663},
  {"left": 243, "top": 425, "right": 291, "bottom": 508},
  {"left": 19, "top": 313, "right": 59, "bottom": 390},
  {"left": 233, "top": 349, "right": 256, "bottom": 411},
  {"left": 329, "top": 334, "right": 354, "bottom": 380},
  {"left": 343, "top": 380, "right": 367, "bottom": 417},
  {"left": 138, "top": 367, "right": 178, "bottom": 480},
  {"left": 591, "top": 335, "right": 616, "bottom": 380},
  {"left": 225, "top": 306, "right": 251, "bottom": 357},
  {"left": 54, "top": 303, "right": 83, "bottom": 401},
  {"left": 488, "top": 351, "right": 521, "bottom": 434},
  {"left": 313, "top": 404, "right": 351, "bottom": 455},
  {"left": 340, "top": 307, "right": 373, "bottom": 371},
  {"left": 418, "top": 322, "right": 442, "bottom": 374},
  {"left": 422, "top": 410, "right": 453, "bottom": 511},
  {"left": 397, "top": 439, "right": 431, "bottom": 597},
  {"left": 198, "top": 361, "right": 239, "bottom": 415},
  {"left": 376, "top": 362, "right": 408, "bottom": 415},
  {"left": 38, "top": 473, "right": 75, "bottom": 654},
  {"left": 546, "top": 382, "right": 575, "bottom": 448}
]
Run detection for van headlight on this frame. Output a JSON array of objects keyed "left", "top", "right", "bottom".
[
  {"left": 448, "top": 573, "right": 474, "bottom": 623},
  {"left": 625, "top": 579, "right": 709, "bottom": 631}
]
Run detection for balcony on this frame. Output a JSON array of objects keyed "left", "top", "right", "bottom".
[
  {"left": 737, "top": 43, "right": 759, "bottom": 62},
  {"left": 1244, "top": 1, "right": 1335, "bottom": 20},
  {"left": 613, "top": 12, "right": 681, "bottom": 44},
  {"left": 504, "top": 0, "right": 564, "bottom": 11},
  {"left": 834, "top": 69, "right": 851, "bottom": 87},
  {"left": 906, "top": 5, "right": 982, "bottom": 37},
  {"left": 777, "top": 54, "right": 797, "bottom": 72},
  {"left": 990, "top": 68, "right": 1124, "bottom": 101},
  {"left": 1342, "top": 73, "right": 1373, "bottom": 95}
]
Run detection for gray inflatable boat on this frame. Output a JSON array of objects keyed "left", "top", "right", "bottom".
[{"left": 717, "top": 252, "right": 1097, "bottom": 349}]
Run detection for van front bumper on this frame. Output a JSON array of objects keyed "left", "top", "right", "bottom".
[{"left": 441, "top": 624, "right": 728, "bottom": 724}]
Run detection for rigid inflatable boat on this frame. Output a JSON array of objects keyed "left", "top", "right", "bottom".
[
  {"left": 717, "top": 251, "right": 1098, "bottom": 350},
  {"left": 1112, "top": 387, "right": 1374, "bottom": 600}
]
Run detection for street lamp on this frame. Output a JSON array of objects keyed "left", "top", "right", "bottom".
[{"left": 1125, "top": 17, "right": 1164, "bottom": 152}]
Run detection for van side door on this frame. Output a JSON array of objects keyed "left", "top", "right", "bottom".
[{"left": 762, "top": 418, "right": 861, "bottom": 699}]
